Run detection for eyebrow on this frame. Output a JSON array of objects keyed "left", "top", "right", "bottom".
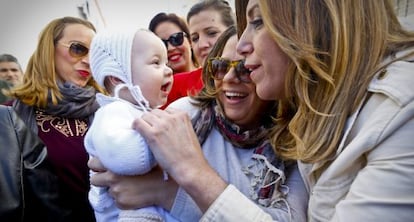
[
  {"left": 0, "top": 68, "right": 19, "bottom": 72},
  {"left": 247, "top": 4, "right": 260, "bottom": 19}
]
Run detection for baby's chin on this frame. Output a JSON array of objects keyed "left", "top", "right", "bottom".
[{"left": 153, "top": 100, "right": 167, "bottom": 109}]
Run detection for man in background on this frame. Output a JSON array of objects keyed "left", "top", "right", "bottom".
[{"left": 0, "top": 54, "right": 23, "bottom": 103}]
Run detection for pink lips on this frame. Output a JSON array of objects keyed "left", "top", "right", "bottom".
[
  {"left": 78, "top": 70, "right": 90, "bottom": 78},
  {"left": 244, "top": 63, "right": 259, "bottom": 79}
]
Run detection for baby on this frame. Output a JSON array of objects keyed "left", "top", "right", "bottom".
[{"left": 85, "top": 29, "right": 177, "bottom": 222}]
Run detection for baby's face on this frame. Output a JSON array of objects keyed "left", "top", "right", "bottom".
[{"left": 131, "top": 31, "right": 173, "bottom": 108}]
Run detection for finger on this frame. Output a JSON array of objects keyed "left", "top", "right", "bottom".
[
  {"left": 132, "top": 115, "right": 152, "bottom": 133},
  {"left": 132, "top": 110, "right": 169, "bottom": 135},
  {"left": 88, "top": 156, "right": 106, "bottom": 172},
  {"left": 163, "top": 106, "right": 179, "bottom": 114},
  {"left": 90, "top": 171, "right": 114, "bottom": 187}
]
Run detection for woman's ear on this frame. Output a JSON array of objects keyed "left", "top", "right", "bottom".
[
  {"left": 103, "top": 76, "right": 124, "bottom": 94},
  {"left": 108, "top": 76, "right": 123, "bottom": 85}
]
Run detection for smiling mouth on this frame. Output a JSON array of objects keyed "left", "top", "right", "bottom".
[
  {"left": 169, "top": 54, "right": 181, "bottom": 62},
  {"left": 161, "top": 82, "right": 171, "bottom": 92},
  {"left": 225, "top": 91, "right": 247, "bottom": 100}
]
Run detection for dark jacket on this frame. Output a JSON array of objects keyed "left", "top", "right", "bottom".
[
  {"left": 0, "top": 80, "right": 12, "bottom": 104},
  {"left": 0, "top": 105, "right": 68, "bottom": 221}
]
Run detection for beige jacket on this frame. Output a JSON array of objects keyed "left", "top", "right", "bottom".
[{"left": 300, "top": 52, "right": 414, "bottom": 222}]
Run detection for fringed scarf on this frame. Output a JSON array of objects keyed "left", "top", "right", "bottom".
[{"left": 192, "top": 100, "right": 290, "bottom": 212}]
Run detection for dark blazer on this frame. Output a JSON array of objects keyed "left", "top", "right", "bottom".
[{"left": 0, "top": 105, "right": 68, "bottom": 221}]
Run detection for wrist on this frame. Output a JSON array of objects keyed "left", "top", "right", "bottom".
[
  {"left": 177, "top": 162, "right": 228, "bottom": 212},
  {"left": 158, "top": 176, "right": 178, "bottom": 210}
]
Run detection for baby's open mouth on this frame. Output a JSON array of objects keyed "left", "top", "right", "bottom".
[{"left": 161, "top": 82, "right": 171, "bottom": 92}]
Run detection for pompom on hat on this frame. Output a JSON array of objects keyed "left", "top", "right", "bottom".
[{"left": 89, "top": 29, "right": 136, "bottom": 87}]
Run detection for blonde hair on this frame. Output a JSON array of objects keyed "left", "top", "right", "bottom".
[
  {"left": 259, "top": 0, "right": 414, "bottom": 163},
  {"left": 7, "top": 16, "right": 105, "bottom": 108}
]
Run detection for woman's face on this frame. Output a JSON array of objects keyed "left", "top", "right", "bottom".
[
  {"left": 237, "top": 0, "right": 290, "bottom": 100},
  {"left": 154, "top": 21, "right": 193, "bottom": 74},
  {"left": 55, "top": 24, "right": 95, "bottom": 87},
  {"left": 189, "top": 9, "right": 229, "bottom": 66},
  {"left": 215, "top": 35, "right": 272, "bottom": 129}
]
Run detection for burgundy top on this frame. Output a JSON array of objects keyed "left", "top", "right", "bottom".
[{"left": 36, "top": 109, "right": 95, "bottom": 221}]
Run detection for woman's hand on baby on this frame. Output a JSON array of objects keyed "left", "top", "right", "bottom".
[
  {"left": 132, "top": 108, "right": 207, "bottom": 183},
  {"left": 88, "top": 157, "right": 177, "bottom": 210},
  {"left": 132, "top": 108, "right": 228, "bottom": 212}
]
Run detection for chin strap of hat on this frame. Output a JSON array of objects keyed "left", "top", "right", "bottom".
[{"left": 113, "top": 83, "right": 151, "bottom": 112}]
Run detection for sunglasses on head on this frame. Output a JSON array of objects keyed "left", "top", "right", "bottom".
[
  {"left": 208, "top": 58, "right": 252, "bottom": 83},
  {"left": 161, "top": 32, "right": 186, "bottom": 48},
  {"left": 58, "top": 42, "right": 89, "bottom": 58}
]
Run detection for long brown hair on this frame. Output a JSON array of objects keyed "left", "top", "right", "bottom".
[
  {"left": 259, "top": 0, "right": 414, "bottom": 163},
  {"left": 235, "top": 0, "right": 249, "bottom": 38}
]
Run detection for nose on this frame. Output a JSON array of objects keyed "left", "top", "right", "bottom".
[
  {"left": 5, "top": 70, "right": 14, "bottom": 77},
  {"left": 236, "top": 30, "right": 253, "bottom": 57},
  {"left": 165, "top": 65, "right": 173, "bottom": 76},
  {"left": 197, "top": 35, "right": 211, "bottom": 49},
  {"left": 5, "top": 69, "right": 18, "bottom": 79},
  {"left": 222, "top": 67, "right": 240, "bottom": 83},
  {"left": 81, "top": 54, "right": 90, "bottom": 64},
  {"left": 166, "top": 40, "right": 182, "bottom": 51}
]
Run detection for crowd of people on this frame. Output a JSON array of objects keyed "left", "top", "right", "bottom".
[{"left": 1, "top": 0, "right": 414, "bottom": 221}]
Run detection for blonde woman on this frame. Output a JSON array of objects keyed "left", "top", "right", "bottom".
[
  {"left": 237, "top": 0, "right": 414, "bottom": 221},
  {"left": 5, "top": 16, "right": 105, "bottom": 221}
]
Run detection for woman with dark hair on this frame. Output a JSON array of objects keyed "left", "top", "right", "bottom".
[{"left": 149, "top": 12, "right": 198, "bottom": 74}]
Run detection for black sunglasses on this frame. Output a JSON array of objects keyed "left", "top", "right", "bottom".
[
  {"left": 58, "top": 42, "right": 89, "bottom": 58},
  {"left": 208, "top": 58, "right": 252, "bottom": 83},
  {"left": 161, "top": 32, "right": 186, "bottom": 48}
]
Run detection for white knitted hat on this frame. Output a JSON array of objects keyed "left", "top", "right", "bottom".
[{"left": 89, "top": 29, "right": 136, "bottom": 87}]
